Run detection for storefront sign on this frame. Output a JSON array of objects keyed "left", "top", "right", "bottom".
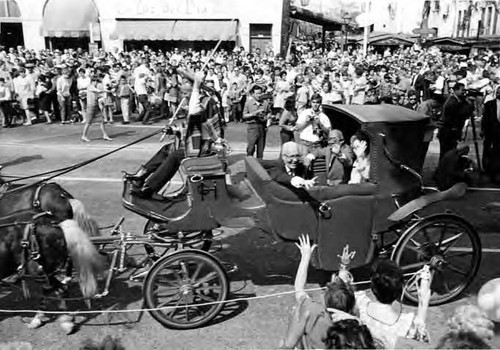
[{"left": 116, "top": 0, "right": 216, "bottom": 18}]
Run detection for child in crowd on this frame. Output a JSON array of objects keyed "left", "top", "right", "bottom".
[
  {"left": 0, "top": 77, "right": 12, "bottom": 127},
  {"left": 221, "top": 83, "right": 230, "bottom": 123},
  {"left": 117, "top": 75, "right": 133, "bottom": 124},
  {"left": 280, "top": 235, "right": 361, "bottom": 349},
  {"left": 355, "top": 260, "right": 417, "bottom": 349}
]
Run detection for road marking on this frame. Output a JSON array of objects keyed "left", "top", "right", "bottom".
[
  {"left": 449, "top": 247, "right": 500, "bottom": 253},
  {"left": 424, "top": 186, "right": 500, "bottom": 192}
]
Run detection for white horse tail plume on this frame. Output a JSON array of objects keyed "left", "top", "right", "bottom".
[
  {"left": 59, "top": 219, "right": 103, "bottom": 298},
  {"left": 68, "top": 198, "right": 100, "bottom": 237}
]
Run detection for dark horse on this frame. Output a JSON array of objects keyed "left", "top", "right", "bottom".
[{"left": 0, "top": 178, "right": 104, "bottom": 331}]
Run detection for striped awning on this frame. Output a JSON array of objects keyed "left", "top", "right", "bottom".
[
  {"left": 110, "top": 20, "right": 237, "bottom": 41},
  {"left": 43, "top": 0, "right": 99, "bottom": 38}
]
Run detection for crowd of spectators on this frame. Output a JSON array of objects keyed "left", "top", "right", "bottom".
[
  {"left": 0, "top": 43, "right": 498, "bottom": 128},
  {"left": 0, "top": 42, "right": 499, "bottom": 179},
  {"left": 279, "top": 234, "right": 495, "bottom": 349}
]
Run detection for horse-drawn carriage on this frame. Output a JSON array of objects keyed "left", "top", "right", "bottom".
[{"left": 0, "top": 103, "right": 481, "bottom": 332}]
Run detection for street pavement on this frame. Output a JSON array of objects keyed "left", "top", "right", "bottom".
[{"left": 1, "top": 120, "right": 500, "bottom": 349}]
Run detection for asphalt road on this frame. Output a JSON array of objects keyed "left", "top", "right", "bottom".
[{"left": 1, "top": 121, "right": 500, "bottom": 349}]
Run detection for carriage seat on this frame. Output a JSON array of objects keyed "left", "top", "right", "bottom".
[
  {"left": 245, "top": 156, "right": 376, "bottom": 202},
  {"left": 245, "top": 156, "right": 376, "bottom": 241},
  {"left": 180, "top": 155, "right": 224, "bottom": 176}
]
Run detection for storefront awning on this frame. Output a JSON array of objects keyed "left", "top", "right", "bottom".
[
  {"left": 290, "top": 5, "right": 342, "bottom": 31},
  {"left": 43, "top": 0, "right": 99, "bottom": 37},
  {"left": 110, "top": 20, "right": 238, "bottom": 41},
  {"left": 353, "top": 32, "right": 417, "bottom": 47}
]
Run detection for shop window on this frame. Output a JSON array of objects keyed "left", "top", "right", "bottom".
[
  {"left": 250, "top": 24, "right": 272, "bottom": 54},
  {"left": 457, "top": 10, "right": 462, "bottom": 36},
  {"left": 0, "top": 0, "right": 20, "bottom": 17},
  {"left": 486, "top": 6, "right": 493, "bottom": 35},
  {"left": 493, "top": 10, "right": 498, "bottom": 35},
  {"left": 0, "top": 0, "right": 23, "bottom": 49}
]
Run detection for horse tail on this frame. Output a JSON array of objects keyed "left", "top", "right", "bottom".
[
  {"left": 59, "top": 219, "right": 103, "bottom": 298},
  {"left": 68, "top": 198, "right": 100, "bottom": 237}
]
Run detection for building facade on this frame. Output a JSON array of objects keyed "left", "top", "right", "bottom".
[
  {"left": 1, "top": 0, "right": 288, "bottom": 53},
  {"left": 366, "top": 0, "right": 500, "bottom": 40}
]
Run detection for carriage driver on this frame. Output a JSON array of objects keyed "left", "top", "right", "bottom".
[{"left": 128, "top": 71, "right": 224, "bottom": 199}]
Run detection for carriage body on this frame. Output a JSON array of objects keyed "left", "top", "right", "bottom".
[
  {"left": 120, "top": 104, "right": 479, "bottom": 324},
  {"left": 244, "top": 104, "right": 434, "bottom": 271}
]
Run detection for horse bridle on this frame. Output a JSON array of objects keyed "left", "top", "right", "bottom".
[{"left": 0, "top": 212, "right": 51, "bottom": 278}]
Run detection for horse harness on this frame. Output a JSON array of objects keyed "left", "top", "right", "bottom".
[
  {"left": 0, "top": 212, "right": 51, "bottom": 276},
  {"left": 0, "top": 182, "right": 55, "bottom": 210}
]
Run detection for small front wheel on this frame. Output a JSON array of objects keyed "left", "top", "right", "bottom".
[
  {"left": 143, "top": 249, "right": 229, "bottom": 329},
  {"left": 391, "top": 214, "right": 481, "bottom": 306}
]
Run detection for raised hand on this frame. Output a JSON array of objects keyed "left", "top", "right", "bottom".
[{"left": 295, "top": 234, "right": 317, "bottom": 259}]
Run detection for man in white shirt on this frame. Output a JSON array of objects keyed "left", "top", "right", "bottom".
[
  {"left": 296, "top": 93, "right": 332, "bottom": 169},
  {"left": 134, "top": 73, "right": 152, "bottom": 124},
  {"left": 296, "top": 93, "right": 331, "bottom": 146},
  {"left": 0, "top": 77, "right": 11, "bottom": 127}
]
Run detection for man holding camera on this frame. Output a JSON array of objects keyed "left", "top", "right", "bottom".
[
  {"left": 243, "top": 84, "right": 271, "bottom": 159},
  {"left": 295, "top": 93, "right": 331, "bottom": 168}
]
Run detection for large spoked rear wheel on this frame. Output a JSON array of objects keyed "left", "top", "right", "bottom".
[
  {"left": 143, "top": 249, "right": 229, "bottom": 329},
  {"left": 391, "top": 214, "right": 481, "bottom": 306}
]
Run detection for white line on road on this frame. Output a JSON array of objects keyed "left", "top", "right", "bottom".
[
  {"left": 450, "top": 247, "right": 500, "bottom": 253},
  {"left": 424, "top": 186, "right": 500, "bottom": 192}
]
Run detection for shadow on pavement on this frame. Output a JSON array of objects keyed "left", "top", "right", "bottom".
[
  {"left": 2, "top": 155, "right": 43, "bottom": 168},
  {"left": 213, "top": 226, "right": 337, "bottom": 287},
  {"left": 204, "top": 294, "right": 252, "bottom": 328}
]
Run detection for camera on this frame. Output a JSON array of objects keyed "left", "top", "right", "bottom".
[{"left": 465, "top": 88, "right": 482, "bottom": 98}]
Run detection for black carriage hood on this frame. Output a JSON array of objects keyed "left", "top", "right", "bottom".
[
  {"left": 322, "top": 104, "right": 432, "bottom": 195},
  {"left": 324, "top": 104, "right": 430, "bottom": 124}
]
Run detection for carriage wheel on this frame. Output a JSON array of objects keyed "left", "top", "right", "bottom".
[
  {"left": 391, "top": 214, "right": 481, "bottom": 306},
  {"left": 143, "top": 220, "right": 213, "bottom": 254},
  {"left": 143, "top": 249, "right": 229, "bottom": 329}
]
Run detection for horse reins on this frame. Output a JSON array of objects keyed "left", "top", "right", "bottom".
[{"left": 1, "top": 127, "right": 165, "bottom": 193}]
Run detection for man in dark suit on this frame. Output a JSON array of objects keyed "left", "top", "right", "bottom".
[
  {"left": 260, "top": 141, "right": 316, "bottom": 189},
  {"left": 324, "top": 130, "right": 355, "bottom": 186},
  {"left": 481, "top": 87, "right": 500, "bottom": 183},
  {"left": 437, "top": 83, "right": 473, "bottom": 160}
]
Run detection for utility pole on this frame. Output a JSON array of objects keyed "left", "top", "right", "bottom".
[{"left": 362, "top": 0, "right": 370, "bottom": 57}]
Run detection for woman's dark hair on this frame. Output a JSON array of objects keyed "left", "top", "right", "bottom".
[
  {"left": 324, "top": 319, "right": 376, "bottom": 349},
  {"left": 437, "top": 331, "right": 491, "bottom": 349},
  {"left": 322, "top": 80, "right": 332, "bottom": 92},
  {"left": 324, "top": 278, "right": 356, "bottom": 314},
  {"left": 370, "top": 260, "right": 404, "bottom": 304},
  {"left": 350, "top": 131, "right": 371, "bottom": 156},
  {"left": 284, "top": 97, "right": 295, "bottom": 111},
  {"left": 311, "top": 93, "right": 322, "bottom": 103}
]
